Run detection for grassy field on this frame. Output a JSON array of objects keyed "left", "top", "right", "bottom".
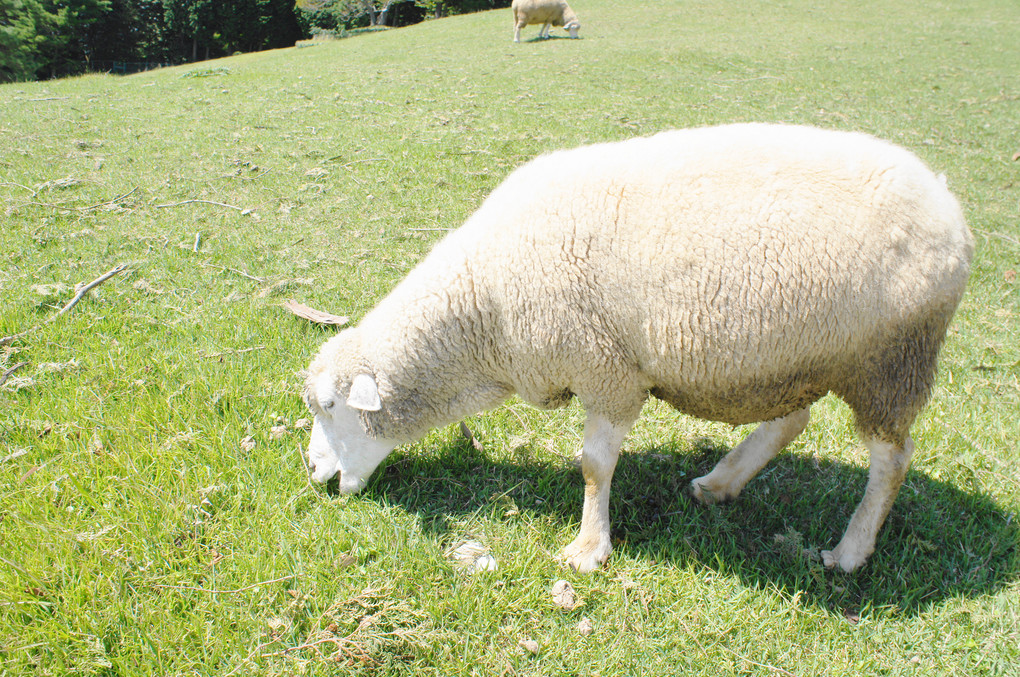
[{"left": 1, "top": 0, "right": 1018, "bottom": 674}]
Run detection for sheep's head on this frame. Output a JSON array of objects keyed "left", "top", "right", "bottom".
[
  {"left": 563, "top": 9, "right": 580, "bottom": 38},
  {"left": 302, "top": 331, "right": 397, "bottom": 494}
]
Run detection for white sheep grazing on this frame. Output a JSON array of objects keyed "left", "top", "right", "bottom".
[
  {"left": 511, "top": 0, "right": 580, "bottom": 42},
  {"left": 303, "top": 123, "right": 973, "bottom": 574}
]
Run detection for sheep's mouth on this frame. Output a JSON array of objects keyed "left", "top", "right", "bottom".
[
  {"left": 312, "top": 461, "right": 365, "bottom": 494},
  {"left": 308, "top": 457, "right": 340, "bottom": 484},
  {"left": 312, "top": 470, "right": 338, "bottom": 484},
  {"left": 307, "top": 453, "right": 366, "bottom": 492},
  {"left": 337, "top": 474, "right": 367, "bottom": 495}
]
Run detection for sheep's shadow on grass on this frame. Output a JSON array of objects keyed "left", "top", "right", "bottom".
[
  {"left": 518, "top": 35, "right": 580, "bottom": 43},
  {"left": 345, "top": 435, "right": 1017, "bottom": 616}
]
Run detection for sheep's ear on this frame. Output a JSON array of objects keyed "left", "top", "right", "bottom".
[{"left": 347, "top": 373, "right": 382, "bottom": 411}]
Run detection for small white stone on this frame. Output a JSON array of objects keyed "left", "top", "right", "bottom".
[
  {"left": 519, "top": 639, "right": 540, "bottom": 654},
  {"left": 472, "top": 554, "right": 498, "bottom": 572},
  {"left": 551, "top": 579, "right": 580, "bottom": 611},
  {"left": 447, "top": 540, "right": 498, "bottom": 574}
]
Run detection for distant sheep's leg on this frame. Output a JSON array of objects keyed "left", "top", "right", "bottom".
[
  {"left": 822, "top": 436, "right": 914, "bottom": 572},
  {"left": 513, "top": 24, "right": 521, "bottom": 42},
  {"left": 540, "top": 22, "right": 551, "bottom": 38},
  {"left": 562, "top": 413, "right": 634, "bottom": 573},
  {"left": 691, "top": 406, "right": 810, "bottom": 504}
]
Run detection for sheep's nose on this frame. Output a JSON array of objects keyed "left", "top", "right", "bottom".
[{"left": 309, "top": 459, "right": 339, "bottom": 484}]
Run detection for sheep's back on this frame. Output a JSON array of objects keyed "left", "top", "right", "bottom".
[
  {"left": 512, "top": 0, "right": 568, "bottom": 24},
  {"left": 458, "top": 124, "right": 972, "bottom": 421}
]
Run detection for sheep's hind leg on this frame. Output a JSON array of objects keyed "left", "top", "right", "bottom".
[
  {"left": 562, "top": 413, "right": 634, "bottom": 573},
  {"left": 691, "top": 406, "right": 810, "bottom": 504},
  {"left": 822, "top": 436, "right": 914, "bottom": 572}
]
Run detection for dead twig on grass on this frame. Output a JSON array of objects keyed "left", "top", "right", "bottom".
[
  {"left": 155, "top": 199, "right": 246, "bottom": 211},
  {"left": 295, "top": 443, "right": 313, "bottom": 489},
  {"left": 78, "top": 187, "right": 139, "bottom": 212},
  {"left": 221, "top": 641, "right": 279, "bottom": 677},
  {"left": 324, "top": 156, "right": 394, "bottom": 169},
  {"left": 53, "top": 264, "right": 128, "bottom": 319},
  {"left": 200, "top": 346, "right": 266, "bottom": 359},
  {"left": 10, "top": 188, "right": 139, "bottom": 214},
  {"left": 0, "top": 448, "right": 30, "bottom": 464},
  {"left": 149, "top": 574, "right": 295, "bottom": 595},
  {"left": 0, "top": 362, "right": 29, "bottom": 388},
  {"left": 281, "top": 300, "right": 349, "bottom": 326},
  {"left": 1, "top": 264, "right": 128, "bottom": 347},
  {"left": 459, "top": 422, "right": 484, "bottom": 452},
  {"left": 200, "top": 262, "right": 265, "bottom": 283},
  {"left": 0, "top": 182, "right": 38, "bottom": 196},
  {"left": 222, "top": 168, "right": 273, "bottom": 181},
  {"left": 0, "top": 329, "right": 31, "bottom": 348},
  {"left": 263, "top": 634, "right": 373, "bottom": 661}
]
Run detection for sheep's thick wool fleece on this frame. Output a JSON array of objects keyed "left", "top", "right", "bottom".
[
  {"left": 318, "top": 124, "right": 972, "bottom": 443},
  {"left": 512, "top": 0, "right": 577, "bottom": 27}
]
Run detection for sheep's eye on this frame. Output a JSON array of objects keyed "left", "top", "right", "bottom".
[{"left": 322, "top": 399, "right": 336, "bottom": 412}]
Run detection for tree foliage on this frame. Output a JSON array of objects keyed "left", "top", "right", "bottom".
[
  {"left": 296, "top": 0, "right": 402, "bottom": 33},
  {"left": 0, "top": 0, "right": 104, "bottom": 81},
  {"left": 414, "top": 0, "right": 508, "bottom": 18},
  {"left": 1, "top": 0, "right": 55, "bottom": 82},
  {"left": 1, "top": 0, "right": 302, "bottom": 80},
  {"left": 1, "top": 0, "right": 504, "bottom": 81}
]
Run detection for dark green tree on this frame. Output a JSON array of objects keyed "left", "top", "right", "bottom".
[
  {"left": 159, "top": 0, "right": 300, "bottom": 62},
  {"left": 296, "top": 0, "right": 385, "bottom": 33},
  {"left": 78, "top": 0, "right": 148, "bottom": 64},
  {"left": 0, "top": 0, "right": 63, "bottom": 81},
  {"left": 160, "top": 0, "right": 216, "bottom": 62},
  {"left": 414, "top": 0, "right": 508, "bottom": 18},
  {"left": 217, "top": 0, "right": 303, "bottom": 54},
  {"left": 37, "top": 0, "right": 111, "bottom": 78}
]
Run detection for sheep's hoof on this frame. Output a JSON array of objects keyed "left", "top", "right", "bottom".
[
  {"left": 561, "top": 536, "right": 611, "bottom": 573},
  {"left": 821, "top": 544, "right": 869, "bottom": 573},
  {"left": 689, "top": 475, "right": 737, "bottom": 505}
]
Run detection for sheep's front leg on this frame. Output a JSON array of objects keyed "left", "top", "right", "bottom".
[
  {"left": 539, "top": 22, "right": 551, "bottom": 39},
  {"left": 691, "top": 406, "right": 810, "bottom": 504},
  {"left": 562, "top": 413, "right": 633, "bottom": 573},
  {"left": 822, "top": 436, "right": 914, "bottom": 572}
]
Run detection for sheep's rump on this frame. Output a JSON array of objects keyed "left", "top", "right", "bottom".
[{"left": 432, "top": 124, "right": 972, "bottom": 431}]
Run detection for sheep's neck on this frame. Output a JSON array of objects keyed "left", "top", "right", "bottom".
[{"left": 360, "top": 258, "right": 510, "bottom": 441}]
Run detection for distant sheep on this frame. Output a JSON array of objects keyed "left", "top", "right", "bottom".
[
  {"left": 303, "top": 123, "right": 973, "bottom": 574},
  {"left": 511, "top": 0, "right": 580, "bottom": 42}
]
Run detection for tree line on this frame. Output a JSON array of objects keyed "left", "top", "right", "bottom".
[{"left": 0, "top": 0, "right": 510, "bottom": 82}]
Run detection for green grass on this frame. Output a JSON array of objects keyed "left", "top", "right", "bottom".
[{"left": 1, "top": 0, "right": 1018, "bottom": 674}]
